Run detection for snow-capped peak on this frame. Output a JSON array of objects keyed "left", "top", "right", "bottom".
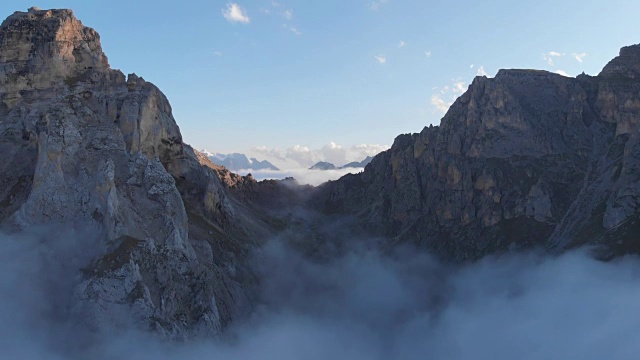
[{"left": 200, "top": 148, "right": 215, "bottom": 157}]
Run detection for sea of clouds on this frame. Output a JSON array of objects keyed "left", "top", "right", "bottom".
[
  {"left": 237, "top": 167, "right": 363, "bottom": 186},
  {"left": 2, "top": 227, "right": 640, "bottom": 359}
]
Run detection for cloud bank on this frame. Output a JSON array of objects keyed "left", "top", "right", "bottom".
[
  {"left": 241, "top": 167, "right": 364, "bottom": 186},
  {"left": 250, "top": 142, "right": 389, "bottom": 169},
  {"left": 3, "top": 227, "right": 640, "bottom": 359}
]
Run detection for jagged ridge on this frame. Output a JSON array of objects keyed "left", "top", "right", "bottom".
[
  {"left": 0, "top": 7, "right": 283, "bottom": 339},
  {"left": 313, "top": 45, "right": 640, "bottom": 260}
]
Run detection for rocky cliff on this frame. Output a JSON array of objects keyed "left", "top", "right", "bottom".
[
  {"left": 4, "top": 6, "right": 640, "bottom": 343},
  {"left": 313, "top": 46, "right": 640, "bottom": 260},
  {"left": 0, "top": 7, "right": 282, "bottom": 338}
]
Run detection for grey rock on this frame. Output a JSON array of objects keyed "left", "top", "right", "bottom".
[
  {"left": 0, "top": 8, "right": 273, "bottom": 339},
  {"left": 312, "top": 45, "right": 640, "bottom": 260}
]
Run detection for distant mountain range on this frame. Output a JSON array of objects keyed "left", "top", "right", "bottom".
[
  {"left": 309, "top": 156, "right": 373, "bottom": 170},
  {"left": 201, "top": 150, "right": 279, "bottom": 171},
  {"left": 309, "top": 161, "right": 337, "bottom": 170}
]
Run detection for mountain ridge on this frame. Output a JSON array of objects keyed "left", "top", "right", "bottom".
[
  {"left": 308, "top": 156, "right": 373, "bottom": 170},
  {"left": 0, "top": 7, "right": 278, "bottom": 338},
  {"left": 311, "top": 45, "right": 640, "bottom": 260},
  {"left": 3, "top": 6, "right": 640, "bottom": 343},
  {"left": 201, "top": 150, "right": 280, "bottom": 171}
]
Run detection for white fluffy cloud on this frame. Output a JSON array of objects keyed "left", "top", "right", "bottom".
[
  {"left": 431, "top": 94, "right": 452, "bottom": 114},
  {"left": 476, "top": 65, "right": 488, "bottom": 77},
  {"left": 285, "top": 145, "right": 323, "bottom": 167},
  {"left": 555, "top": 69, "right": 570, "bottom": 77},
  {"left": 431, "top": 77, "right": 472, "bottom": 114},
  {"left": 424, "top": 51, "right": 432, "bottom": 58},
  {"left": 374, "top": 55, "right": 387, "bottom": 64},
  {"left": 543, "top": 51, "right": 563, "bottom": 66},
  {"left": 320, "top": 142, "right": 348, "bottom": 166},
  {"left": 452, "top": 81, "right": 466, "bottom": 94},
  {"left": 223, "top": 3, "right": 250, "bottom": 23}
]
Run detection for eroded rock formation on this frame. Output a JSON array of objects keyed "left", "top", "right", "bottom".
[
  {"left": 0, "top": 8, "right": 277, "bottom": 338},
  {"left": 3, "top": 6, "right": 640, "bottom": 342},
  {"left": 313, "top": 47, "right": 640, "bottom": 260}
]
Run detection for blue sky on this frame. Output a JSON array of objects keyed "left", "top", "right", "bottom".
[{"left": 2, "top": 1, "right": 639, "bottom": 163}]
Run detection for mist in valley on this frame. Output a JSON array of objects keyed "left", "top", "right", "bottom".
[
  {"left": 239, "top": 167, "right": 364, "bottom": 186},
  {"left": 3, "top": 227, "right": 640, "bottom": 360}
]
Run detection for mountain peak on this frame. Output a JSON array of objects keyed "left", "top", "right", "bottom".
[
  {"left": 599, "top": 43, "right": 640, "bottom": 78},
  {"left": 309, "top": 161, "right": 337, "bottom": 170},
  {"left": 0, "top": 7, "right": 109, "bottom": 97}
]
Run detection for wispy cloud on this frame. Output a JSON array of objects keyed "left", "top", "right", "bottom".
[
  {"left": 476, "top": 65, "right": 488, "bottom": 76},
  {"left": 214, "top": 51, "right": 223, "bottom": 57},
  {"left": 374, "top": 55, "right": 387, "bottom": 64},
  {"left": 425, "top": 51, "right": 432, "bottom": 58},
  {"left": 369, "top": 0, "right": 389, "bottom": 11},
  {"left": 223, "top": 3, "right": 250, "bottom": 23},
  {"left": 431, "top": 94, "right": 452, "bottom": 114},
  {"left": 283, "top": 9, "right": 293, "bottom": 20},
  {"left": 555, "top": 69, "right": 570, "bottom": 77},
  {"left": 573, "top": 52, "right": 587, "bottom": 63},
  {"left": 398, "top": 41, "right": 406, "bottom": 48},
  {"left": 543, "top": 51, "right": 563, "bottom": 66},
  {"left": 283, "top": 24, "right": 302, "bottom": 35},
  {"left": 431, "top": 77, "right": 472, "bottom": 114},
  {"left": 453, "top": 81, "right": 466, "bottom": 94},
  {"left": 470, "top": 64, "right": 475, "bottom": 69}
]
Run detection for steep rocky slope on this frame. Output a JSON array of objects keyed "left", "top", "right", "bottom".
[
  {"left": 4, "top": 5, "right": 640, "bottom": 343},
  {"left": 0, "top": 7, "right": 286, "bottom": 338},
  {"left": 313, "top": 46, "right": 640, "bottom": 260}
]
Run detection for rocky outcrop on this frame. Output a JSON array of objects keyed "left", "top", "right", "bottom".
[
  {"left": 313, "top": 46, "right": 640, "bottom": 260},
  {"left": 0, "top": 8, "right": 277, "bottom": 338},
  {"left": 5, "top": 6, "right": 640, "bottom": 342}
]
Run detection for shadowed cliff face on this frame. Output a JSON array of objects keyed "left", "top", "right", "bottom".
[
  {"left": 4, "top": 5, "right": 640, "bottom": 346},
  {"left": 313, "top": 46, "right": 640, "bottom": 260},
  {"left": 0, "top": 7, "right": 284, "bottom": 338}
]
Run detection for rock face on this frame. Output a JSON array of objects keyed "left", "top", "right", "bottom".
[
  {"left": 313, "top": 47, "right": 640, "bottom": 260},
  {"left": 5, "top": 6, "right": 640, "bottom": 342},
  {"left": 0, "top": 8, "right": 275, "bottom": 338}
]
